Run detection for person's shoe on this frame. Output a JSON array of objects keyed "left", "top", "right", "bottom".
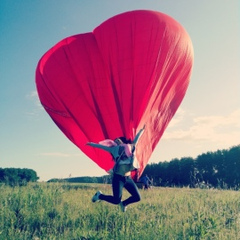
[
  {"left": 92, "top": 191, "right": 102, "bottom": 202},
  {"left": 119, "top": 202, "right": 127, "bottom": 212}
]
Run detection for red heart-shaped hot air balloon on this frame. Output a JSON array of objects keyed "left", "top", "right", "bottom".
[{"left": 36, "top": 10, "right": 193, "bottom": 179}]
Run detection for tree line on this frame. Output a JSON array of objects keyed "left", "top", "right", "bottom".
[
  {"left": 143, "top": 145, "right": 240, "bottom": 189},
  {"left": 50, "top": 145, "right": 239, "bottom": 190},
  {"left": 0, "top": 168, "right": 39, "bottom": 186},
  {"left": 2, "top": 145, "right": 239, "bottom": 189},
  {"left": 48, "top": 176, "right": 111, "bottom": 184}
]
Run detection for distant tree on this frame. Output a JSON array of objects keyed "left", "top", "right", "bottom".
[
  {"left": 3, "top": 168, "right": 20, "bottom": 186},
  {"left": 0, "top": 168, "right": 5, "bottom": 181},
  {"left": 195, "top": 146, "right": 240, "bottom": 189},
  {"left": 178, "top": 157, "right": 195, "bottom": 187},
  {"left": 0, "top": 168, "right": 39, "bottom": 186},
  {"left": 210, "top": 150, "right": 226, "bottom": 188},
  {"left": 144, "top": 161, "right": 171, "bottom": 186},
  {"left": 143, "top": 162, "right": 162, "bottom": 185},
  {"left": 224, "top": 146, "right": 240, "bottom": 188},
  {"left": 166, "top": 158, "right": 181, "bottom": 186},
  {"left": 143, "top": 145, "right": 240, "bottom": 189},
  {"left": 195, "top": 152, "right": 217, "bottom": 187}
]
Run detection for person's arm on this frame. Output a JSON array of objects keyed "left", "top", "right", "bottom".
[
  {"left": 133, "top": 125, "right": 145, "bottom": 144},
  {"left": 87, "top": 142, "right": 114, "bottom": 153}
]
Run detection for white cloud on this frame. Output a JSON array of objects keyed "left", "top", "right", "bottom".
[
  {"left": 25, "top": 90, "right": 44, "bottom": 118},
  {"left": 167, "top": 107, "right": 186, "bottom": 128},
  {"left": 193, "top": 109, "right": 240, "bottom": 128},
  {"left": 162, "top": 109, "right": 240, "bottom": 146},
  {"left": 26, "top": 90, "right": 42, "bottom": 108},
  {"left": 26, "top": 91, "right": 38, "bottom": 98}
]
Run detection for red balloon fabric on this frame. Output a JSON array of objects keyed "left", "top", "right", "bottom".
[{"left": 36, "top": 10, "right": 193, "bottom": 179}]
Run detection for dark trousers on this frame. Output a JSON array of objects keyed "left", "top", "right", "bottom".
[{"left": 99, "top": 174, "right": 141, "bottom": 206}]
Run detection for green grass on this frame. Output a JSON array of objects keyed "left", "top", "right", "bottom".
[{"left": 0, "top": 183, "right": 239, "bottom": 240}]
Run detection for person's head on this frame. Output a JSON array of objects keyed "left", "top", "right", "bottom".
[
  {"left": 114, "top": 137, "right": 131, "bottom": 145},
  {"left": 114, "top": 138, "right": 123, "bottom": 145}
]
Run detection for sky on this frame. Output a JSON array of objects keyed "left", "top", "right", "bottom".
[{"left": 0, "top": 1, "right": 239, "bottom": 181}]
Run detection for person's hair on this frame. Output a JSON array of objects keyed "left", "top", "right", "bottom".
[{"left": 116, "top": 136, "right": 132, "bottom": 144}]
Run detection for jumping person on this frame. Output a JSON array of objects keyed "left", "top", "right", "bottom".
[{"left": 87, "top": 126, "right": 145, "bottom": 212}]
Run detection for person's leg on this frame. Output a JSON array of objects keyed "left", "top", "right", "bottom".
[
  {"left": 121, "top": 177, "right": 141, "bottom": 207},
  {"left": 99, "top": 174, "right": 124, "bottom": 204}
]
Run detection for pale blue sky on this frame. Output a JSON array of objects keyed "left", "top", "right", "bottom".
[{"left": 0, "top": 1, "right": 239, "bottom": 181}]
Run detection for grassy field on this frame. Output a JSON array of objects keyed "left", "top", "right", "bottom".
[{"left": 0, "top": 183, "right": 239, "bottom": 240}]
